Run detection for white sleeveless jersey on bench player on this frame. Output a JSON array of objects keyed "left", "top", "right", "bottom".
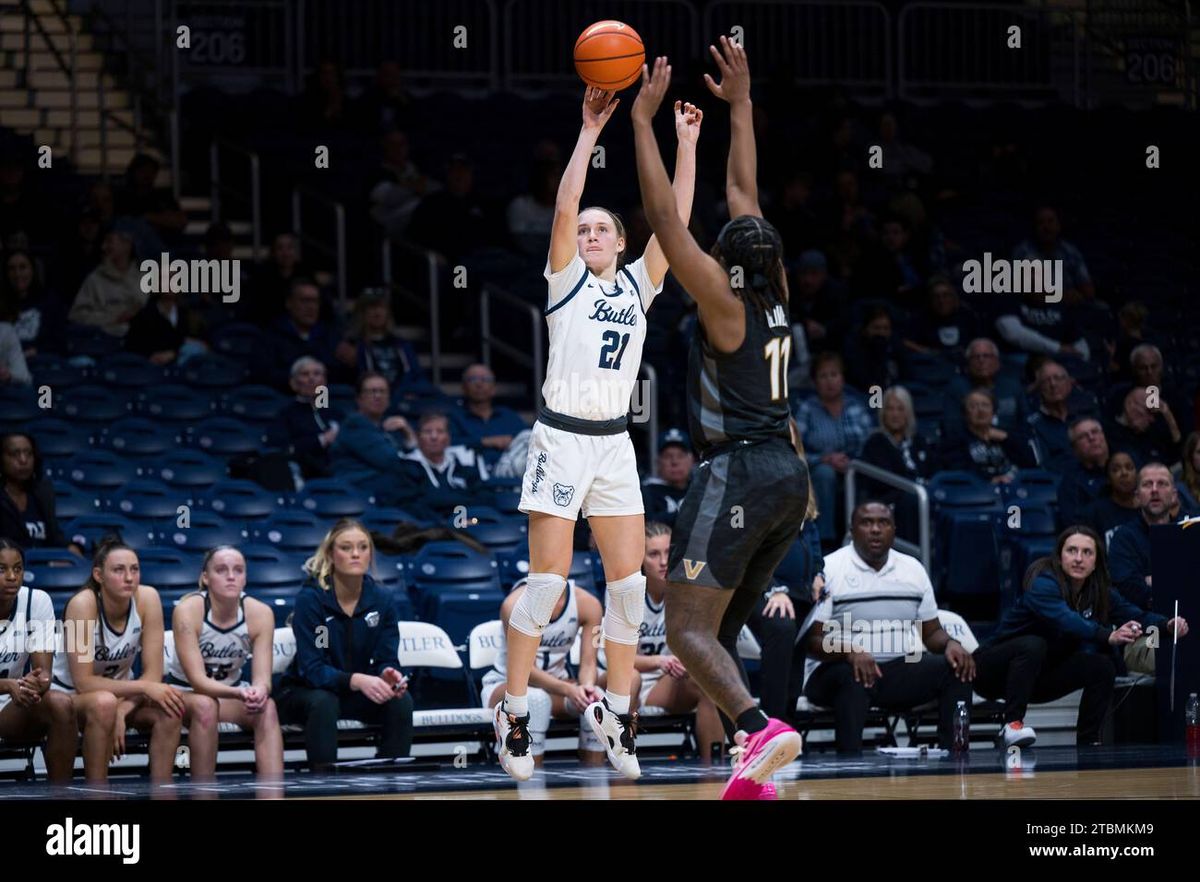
[
  {"left": 52, "top": 593, "right": 143, "bottom": 692},
  {"left": 0, "top": 586, "right": 55, "bottom": 710},
  {"left": 166, "top": 592, "right": 253, "bottom": 689},
  {"left": 480, "top": 584, "right": 580, "bottom": 705}
]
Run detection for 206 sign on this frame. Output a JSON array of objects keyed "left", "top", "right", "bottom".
[{"left": 1124, "top": 38, "right": 1180, "bottom": 85}]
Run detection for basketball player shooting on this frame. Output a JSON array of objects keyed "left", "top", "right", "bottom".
[{"left": 630, "top": 42, "right": 808, "bottom": 799}]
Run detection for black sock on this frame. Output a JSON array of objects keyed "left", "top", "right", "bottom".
[{"left": 736, "top": 707, "right": 769, "bottom": 734}]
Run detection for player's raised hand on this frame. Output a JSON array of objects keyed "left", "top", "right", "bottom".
[
  {"left": 582, "top": 86, "right": 620, "bottom": 130},
  {"left": 674, "top": 100, "right": 703, "bottom": 146},
  {"left": 703, "top": 35, "right": 750, "bottom": 104},
  {"left": 630, "top": 56, "right": 671, "bottom": 124}
]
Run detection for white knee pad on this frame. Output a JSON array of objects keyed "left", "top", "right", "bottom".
[
  {"left": 527, "top": 688, "right": 552, "bottom": 757},
  {"left": 509, "top": 573, "right": 567, "bottom": 638},
  {"left": 603, "top": 572, "right": 647, "bottom": 646}
]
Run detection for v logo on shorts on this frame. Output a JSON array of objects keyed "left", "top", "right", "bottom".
[{"left": 682, "top": 559, "right": 707, "bottom": 580}]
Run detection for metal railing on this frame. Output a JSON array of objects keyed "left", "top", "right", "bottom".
[
  {"left": 291, "top": 186, "right": 347, "bottom": 309},
  {"left": 480, "top": 283, "right": 543, "bottom": 407},
  {"left": 503, "top": 0, "right": 698, "bottom": 89},
  {"left": 899, "top": 2, "right": 1084, "bottom": 104},
  {"left": 300, "top": 0, "right": 499, "bottom": 87},
  {"left": 381, "top": 239, "right": 443, "bottom": 385},
  {"left": 844, "top": 459, "right": 931, "bottom": 567},
  {"left": 704, "top": 1, "right": 891, "bottom": 96},
  {"left": 209, "top": 140, "right": 262, "bottom": 257}
]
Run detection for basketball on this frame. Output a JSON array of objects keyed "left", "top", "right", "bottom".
[{"left": 574, "top": 20, "right": 645, "bottom": 91}]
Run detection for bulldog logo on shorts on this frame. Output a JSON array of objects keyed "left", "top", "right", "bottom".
[{"left": 552, "top": 483, "right": 575, "bottom": 507}]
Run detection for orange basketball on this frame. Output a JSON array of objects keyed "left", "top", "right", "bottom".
[{"left": 574, "top": 20, "right": 645, "bottom": 91}]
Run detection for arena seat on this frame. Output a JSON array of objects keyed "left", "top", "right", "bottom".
[
  {"left": 24, "top": 418, "right": 92, "bottom": 463},
  {"left": 94, "top": 353, "right": 168, "bottom": 389},
  {"left": 209, "top": 322, "right": 265, "bottom": 363},
  {"left": 57, "top": 385, "right": 133, "bottom": 426},
  {"left": 177, "top": 354, "right": 248, "bottom": 389},
  {"left": 449, "top": 506, "right": 526, "bottom": 555},
  {"left": 138, "top": 384, "right": 215, "bottom": 425},
  {"left": 64, "top": 512, "right": 155, "bottom": 550},
  {"left": 153, "top": 510, "right": 245, "bottom": 552},
  {"left": 199, "top": 479, "right": 279, "bottom": 522},
  {"left": 56, "top": 450, "right": 138, "bottom": 491},
  {"left": 221, "top": 384, "right": 290, "bottom": 424},
  {"left": 290, "top": 478, "right": 371, "bottom": 517},
  {"left": 186, "top": 417, "right": 269, "bottom": 456},
  {"left": 144, "top": 449, "right": 227, "bottom": 491},
  {"left": 52, "top": 483, "right": 97, "bottom": 520},
  {"left": 251, "top": 511, "right": 327, "bottom": 551},
  {"left": 106, "top": 478, "right": 183, "bottom": 521}
]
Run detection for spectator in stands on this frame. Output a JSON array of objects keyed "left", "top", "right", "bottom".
[
  {"left": 1026, "top": 360, "right": 1098, "bottom": 470},
  {"left": 399, "top": 411, "right": 489, "bottom": 514},
  {"left": 975, "top": 526, "right": 1186, "bottom": 745},
  {"left": 188, "top": 221, "right": 245, "bottom": 331},
  {"left": 1106, "top": 344, "right": 1193, "bottom": 436},
  {"left": 876, "top": 112, "right": 933, "bottom": 189},
  {"left": 641, "top": 429, "right": 694, "bottom": 528},
  {"left": 125, "top": 290, "right": 206, "bottom": 365},
  {"left": 1083, "top": 450, "right": 1140, "bottom": 547},
  {"left": 56, "top": 205, "right": 104, "bottom": 301},
  {"left": 1058, "top": 417, "right": 1111, "bottom": 526},
  {"left": 353, "top": 60, "right": 413, "bottom": 134},
  {"left": 448, "top": 364, "right": 526, "bottom": 468},
  {"left": 114, "top": 153, "right": 187, "bottom": 242},
  {"left": 788, "top": 249, "right": 848, "bottom": 356},
  {"left": 746, "top": 489, "right": 822, "bottom": 723},
  {"left": 803, "top": 501, "right": 974, "bottom": 755},
  {"left": 878, "top": 214, "right": 926, "bottom": 304},
  {"left": 994, "top": 291, "right": 1089, "bottom": 364},
  {"left": 0, "top": 432, "right": 81, "bottom": 554},
  {"left": 860, "top": 386, "right": 934, "bottom": 536},
  {"left": 0, "top": 321, "right": 30, "bottom": 385},
  {"left": 939, "top": 389, "right": 1037, "bottom": 484},
  {"left": 246, "top": 232, "right": 312, "bottom": 326},
  {"left": 301, "top": 59, "right": 349, "bottom": 131},
  {"left": 2, "top": 249, "right": 66, "bottom": 357},
  {"left": 1177, "top": 431, "right": 1200, "bottom": 511},
  {"left": 276, "top": 519, "right": 414, "bottom": 771},
  {"left": 330, "top": 372, "right": 421, "bottom": 506},
  {"left": 794, "top": 352, "right": 875, "bottom": 543},
  {"left": 169, "top": 546, "right": 284, "bottom": 778},
  {"left": 506, "top": 158, "right": 561, "bottom": 256},
  {"left": 278, "top": 356, "right": 343, "bottom": 480},
  {"left": 632, "top": 522, "right": 724, "bottom": 760},
  {"left": 69, "top": 221, "right": 145, "bottom": 337},
  {"left": 1109, "top": 302, "right": 1148, "bottom": 382},
  {"left": 369, "top": 131, "right": 434, "bottom": 239},
  {"left": 334, "top": 289, "right": 428, "bottom": 392},
  {"left": 0, "top": 539, "right": 77, "bottom": 782},
  {"left": 1012, "top": 205, "right": 1095, "bottom": 303},
  {"left": 409, "top": 153, "right": 488, "bottom": 262},
  {"left": 254, "top": 278, "right": 342, "bottom": 392},
  {"left": 843, "top": 304, "right": 901, "bottom": 393},
  {"left": 941, "top": 337, "right": 1027, "bottom": 434},
  {"left": 902, "top": 274, "right": 979, "bottom": 361},
  {"left": 1106, "top": 386, "right": 1182, "bottom": 467},
  {"left": 55, "top": 539, "right": 219, "bottom": 782}
]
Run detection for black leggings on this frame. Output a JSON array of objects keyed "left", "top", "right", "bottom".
[
  {"left": 276, "top": 685, "right": 415, "bottom": 769},
  {"left": 973, "top": 635, "right": 1116, "bottom": 745},
  {"left": 746, "top": 595, "right": 807, "bottom": 721}
]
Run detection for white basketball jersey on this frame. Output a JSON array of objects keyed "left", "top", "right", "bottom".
[
  {"left": 634, "top": 591, "right": 670, "bottom": 692},
  {"left": 542, "top": 253, "right": 662, "bottom": 420},
  {"left": 0, "top": 587, "right": 55, "bottom": 708},
  {"left": 492, "top": 584, "right": 579, "bottom": 681},
  {"left": 52, "top": 592, "right": 143, "bottom": 692},
  {"left": 166, "top": 592, "right": 252, "bottom": 686}
]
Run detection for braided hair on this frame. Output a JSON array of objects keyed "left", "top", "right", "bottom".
[{"left": 710, "top": 215, "right": 788, "bottom": 314}]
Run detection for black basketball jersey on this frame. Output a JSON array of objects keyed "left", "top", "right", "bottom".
[{"left": 686, "top": 295, "right": 793, "bottom": 459}]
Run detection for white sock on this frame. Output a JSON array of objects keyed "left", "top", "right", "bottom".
[
  {"left": 605, "top": 691, "right": 630, "bottom": 715},
  {"left": 503, "top": 692, "right": 528, "bottom": 716}
]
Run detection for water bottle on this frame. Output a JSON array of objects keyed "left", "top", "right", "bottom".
[
  {"left": 952, "top": 700, "right": 970, "bottom": 754},
  {"left": 1187, "top": 693, "right": 1200, "bottom": 758}
]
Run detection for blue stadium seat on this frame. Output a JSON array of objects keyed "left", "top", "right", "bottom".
[
  {"left": 450, "top": 506, "right": 526, "bottom": 554},
  {"left": 221, "top": 385, "right": 290, "bottom": 424},
  {"left": 53, "top": 483, "right": 97, "bottom": 520},
  {"left": 938, "top": 511, "right": 1001, "bottom": 617},
  {"left": 64, "top": 513, "right": 155, "bottom": 550},
  {"left": 361, "top": 507, "right": 426, "bottom": 534},
  {"left": 240, "top": 543, "right": 308, "bottom": 588},
  {"left": 138, "top": 384, "right": 215, "bottom": 424},
  {"left": 496, "top": 539, "right": 529, "bottom": 590},
  {"left": 1, "top": 385, "right": 41, "bottom": 425},
  {"left": 250, "top": 511, "right": 328, "bottom": 551},
  {"left": 57, "top": 385, "right": 133, "bottom": 425},
  {"left": 23, "top": 549, "right": 90, "bottom": 597},
  {"left": 409, "top": 541, "right": 500, "bottom": 604},
  {"left": 187, "top": 417, "right": 268, "bottom": 456},
  {"left": 25, "top": 355, "right": 88, "bottom": 388},
  {"left": 106, "top": 479, "right": 183, "bottom": 521},
  {"left": 57, "top": 450, "right": 139, "bottom": 491},
  {"left": 25, "top": 418, "right": 92, "bottom": 462},
  {"left": 569, "top": 551, "right": 597, "bottom": 595},
  {"left": 177, "top": 354, "right": 247, "bottom": 388},
  {"left": 1002, "top": 469, "right": 1061, "bottom": 509},
  {"left": 426, "top": 589, "right": 505, "bottom": 646},
  {"left": 137, "top": 547, "right": 194, "bottom": 567},
  {"left": 65, "top": 324, "right": 121, "bottom": 359},
  {"left": 140, "top": 560, "right": 200, "bottom": 593},
  {"left": 94, "top": 353, "right": 169, "bottom": 388},
  {"left": 372, "top": 552, "right": 410, "bottom": 592},
  {"left": 145, "top": 449, "right": 227, "bottom": 491},
  {"left": 209, "top": 322, "right": 264, "bottom": 363},
  {"left": 489, "top": 486, "right": 523, "bottom": 515},
  {"left": 199, "top": 479, "right": 279, "bottom": 522},
  {"left": 98, "top": 417, "right": 179, "bottom": 457},
  {"left": 291, "top": 479, "right": 371, "bottom": 517},
  {"left": 153, "top": 511, "right": 245, "bottom": 552},
  {"left": 245, "top": 586, "right": 300, "bottom": 626},
  {"left": 928, "top": 471, "right": 1001, "bottom": 510}
]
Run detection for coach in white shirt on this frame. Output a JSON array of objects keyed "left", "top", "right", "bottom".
[{"left": 802, "top": 501, "right": 975, "bottom": 753}]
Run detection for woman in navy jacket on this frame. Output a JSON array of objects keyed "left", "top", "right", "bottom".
[
  {"left": 972, "top": 525, "right": 1188, "bottom": 748},
  {"left": 276, "top": 518, "right": 414, "bottom": 770}
]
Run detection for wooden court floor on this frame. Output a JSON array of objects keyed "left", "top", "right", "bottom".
[{"left": 327, "top": 765, "right": 1200, "bottom": 800}]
